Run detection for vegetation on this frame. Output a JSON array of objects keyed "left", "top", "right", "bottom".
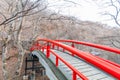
[{"left": 0, "top": 0, "right": 120, "bottom": 80}]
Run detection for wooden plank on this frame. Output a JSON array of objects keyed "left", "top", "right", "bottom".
[{"left": 44, "top": 50, "right": 116, "bottom": 80}]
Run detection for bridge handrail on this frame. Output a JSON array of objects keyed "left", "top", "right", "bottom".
[
  {"left": 95, "top": 56, "right": 120, "bottom": 68},
  {"left": 50, "top": 50, "right": 88, "bottom": 80},
  {"left": 30, "top": 42, "right": 47, "bottom": 51},
  {"left": 31, "top": 41, "right": 88, "bottom": 80},
  {"left": 55, "top": 40, "right": 120, "bottom": 68},
  {"left": 55, "top": 40, "right": 120, "bottom": 54},
  {"left": 31, "top": 39, "right": 120, "bottom": 79}
]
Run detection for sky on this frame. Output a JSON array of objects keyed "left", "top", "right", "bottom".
[{"left": 47, "top": 0, "right": 118, "bottom": 27}]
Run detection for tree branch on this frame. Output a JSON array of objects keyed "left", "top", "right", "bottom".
[{"left": 0, "top": 0, "right": 43, "bottom": 26}]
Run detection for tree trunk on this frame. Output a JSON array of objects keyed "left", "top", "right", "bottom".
[
  {"left": 2, "top": 45, "right": 9, "bottom": 80},
  {"left": 16, "top": 41, "right": 25, "bottom": 75},
  {"left": 15, "top": 0, "right": 25, "bottom": 75}
]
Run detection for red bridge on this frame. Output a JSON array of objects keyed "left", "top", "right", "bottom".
[{"left": 29, "top": 38, "right": 120, "bottom": 80}]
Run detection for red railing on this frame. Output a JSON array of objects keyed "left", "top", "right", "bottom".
[
  {"left": 31, "top": 39, "right": 88, "bottom": 80},
  {"left": 96, "top": 56, "right": 120, "bottom": 68},
  {"left": 55, "top": 40, "right": 120, "bottom": 68},
  {"left": 49, "top": 50, "right": 88, "bottom": 80},
  {"left": 56, "top": 40, "right": 120, "bottom": 54},
  {"left": 30, "top": 39, "right": 120, "bottom": 80}
]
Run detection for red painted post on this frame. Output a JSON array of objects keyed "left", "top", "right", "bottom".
[
  {"left": 46, "top": 42, "right": 50, "bottom": 58},
  {"left": 56, "top": 56, "right": 59, "bottom": 67},
  {"left": 30, "top": 47, "right": 34, "bottom": 51},
  {"left": 73, "top": 71, "right": 77, "bottom": 80},
  {"left": 52, "top": 44, "right": 55, "bottom": 49},
  {"left": 36, "top": 41, "right": 39, "bottom": 47},
  {"left": 71, "top": 43, "right": 75, "bottom": 56},
  {"left": 71, "top": 43, "right": 75, "bottom": 48}
]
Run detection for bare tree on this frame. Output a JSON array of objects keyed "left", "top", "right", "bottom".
[
  {"left": 0, "top": 0, "right": 47, "bottom": 79},
  {"left": 1, "top": 31, "right": 10, "bottom": 80},
  {"left": 0, "top": 0, "right": 84, "bottom": 79},
  {"left": 97, "top": 0, "right": 120, "bottom": 63},
  {"left": 101, "top": 0, "right": 120, "bottom": 27}
]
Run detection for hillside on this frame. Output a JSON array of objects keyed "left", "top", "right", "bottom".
[
  {"left": 0, "top": 9, "right": 120, "bottom": 80},
  {"left": 20, "top": 12, "right": 120, "bottom": 64},
  {"left": 0, "top": 0, "right": 120, "bottom": 80}
]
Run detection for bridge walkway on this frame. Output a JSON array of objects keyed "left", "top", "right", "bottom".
[{"left": 32, "top": 49, "right": 116, "bottom": 80}]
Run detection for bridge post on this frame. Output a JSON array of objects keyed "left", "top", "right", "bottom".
[
  {"left": 73, "top": 71, "right": 76, "bottom": 80},
  {"left": 52, "top": 44, "right": 55, "bottom": 49},
  {"left": 56, "top": 56, "right": 59, "bottom": 67},
  {"left": 31, "top": 56, "right": 36, "bottom": 80},
  {"left": 71, "top": 43, "right": 75, "bottom": 56},
  {"left": 46, "top": 42, "right": 50, "bottom": 58},
  {"left": 71, "top": 43, "right": 75, "bottom": 48},
  {"left": 25, "top": 58, "right": 27, "bottom": 75},
  {"left": 23, "top": 58, "right": 28, "bottom": 80}
]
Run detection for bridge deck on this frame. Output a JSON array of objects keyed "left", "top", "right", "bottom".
[
  {"left": 33, "top": 50, "right": 117, "bottom": 80},
  {"left": 45, "top": 50, "right": 116, "bottom": 80}
]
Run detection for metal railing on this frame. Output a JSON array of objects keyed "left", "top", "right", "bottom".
[
  {"left": 55, "top": 40, "right": 120, "bottom": 54},
  {"left": 30, "top": 39, "right": 88, "bottom": 80},
  {"left": 55, "top": 40, "right": 120, "bottom": 68},
  {"left": 30, "top": 39, "right": 120, "bottom": 80}
]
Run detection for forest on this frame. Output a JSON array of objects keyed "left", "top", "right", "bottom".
[{"left": 0, "top": 0, "right": 120, "bottom": 80}]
